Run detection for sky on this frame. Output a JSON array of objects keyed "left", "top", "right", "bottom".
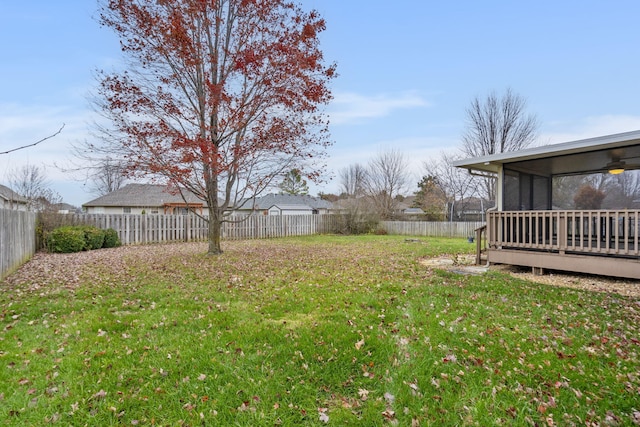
[{"left": 2, "top": 0, "right": 640, "bottom": 207}]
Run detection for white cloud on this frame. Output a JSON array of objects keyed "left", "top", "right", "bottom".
[
  {"left": 328, "top": 91, "right": 429, "bottom": 125},
  {"left": 541, "top": 114, "right": 640, "bottom": 145}
]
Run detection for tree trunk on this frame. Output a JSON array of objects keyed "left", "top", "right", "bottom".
[{"left": 207, "top": 207, "right": 223, "bottom": 255}]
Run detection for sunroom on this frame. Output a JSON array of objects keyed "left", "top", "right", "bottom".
[{"left": 453, "top": 130, "right": 640, "bottom": 280}]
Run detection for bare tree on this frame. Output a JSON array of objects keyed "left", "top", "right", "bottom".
[
  {"left": 552, "top": 175, "right": 586, "bottom": 209},
  {"left": 423, "top": 152, "right": 479, "bottom": 221},
  {"left": 338, "top": 163, "right": 366, "bottom": 197},
  {"left": 90, "top": 158, "right": 127, "bottom": 196},
  {"left": 60, "top": 140, "right": 128, "bottom": 196},
  {"left": 363, "top": 149, "right": 412, "bottom": 219},
  {"left": 8, "top": 164, "right": 62, "bottom": 211},
  {"left": 607, "top": 171, "right": 640, "bottom": 207},
  {"left": 461, "top": 88, "right": 539, "bottom": 200},
  {"left": 554, "top": 171, "right": 640, "bottom": 209}
]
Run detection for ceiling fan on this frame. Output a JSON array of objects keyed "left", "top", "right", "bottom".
[{"left": 606, "top": 154, "right": 640, "bottom": 175}]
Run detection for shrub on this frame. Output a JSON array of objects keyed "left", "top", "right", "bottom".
[
  {"left": 36, "top": 212, "right": 97, "bottom": 250},
  {"left": 332, "top": 209, "right": 380, "bottom": 235},
  {"left": 81, "top": 226, "right": 106, "bottom": 250},
  {"left": 46, "top": 225, "right": 116, "bottom": 253},
  {"left": 46, "top": 226, "right": 86, "bottom": 253},
  {"left": 103, "top": 228, "right": 121, "bottom": 248}
]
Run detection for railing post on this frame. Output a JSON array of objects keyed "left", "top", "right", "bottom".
[
  {"left": 558, "top": 211, "right": 566, "bottom": 254},
  {"left": 475, "top": 225, "right": 485, "bottom": 265}
]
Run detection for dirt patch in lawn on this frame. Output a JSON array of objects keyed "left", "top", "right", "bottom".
[
  {"left": 419, "top": 254, "right": 489, "bottom": 276},
  {"left": 420, "top": 254, "right": 640, "bottom": 298}
]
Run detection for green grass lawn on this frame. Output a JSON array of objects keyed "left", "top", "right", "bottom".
[{"left": 1, "top": 235, "right": 639, "bottom": 426}]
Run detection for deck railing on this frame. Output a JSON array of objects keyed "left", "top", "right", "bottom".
[{"left": 488, "top": 210, "right": 640, "bottom": 257}]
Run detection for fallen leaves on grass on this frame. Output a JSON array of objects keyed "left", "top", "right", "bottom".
[
  {"left": 318, "top": 407, "right": 329, "bottom": 423},
  {"left": 2, "top": 238, "right": 640, "bottom": 426},
  {"left": 91, "top": 389, "right": 107, "bottom": 400}
]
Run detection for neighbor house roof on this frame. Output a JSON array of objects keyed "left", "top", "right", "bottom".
[
  {"left": 0, "top": 184, "right": 27, "bottom": 203},
  {"left": 453, "top": 130, "right": 640, "bottom": 176},
  {"left": 237, "top": 193, "right": 333, "bottom": 210},
  {"left": 267, "top": 204, "right": 312, "bottom": 211},
  {"left": 83, "top": 183, "right": 204, "bottom": 207}
]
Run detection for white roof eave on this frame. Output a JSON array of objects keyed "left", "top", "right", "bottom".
[{"left": 452, "top": 130, "right": 640, "bottom": 173}]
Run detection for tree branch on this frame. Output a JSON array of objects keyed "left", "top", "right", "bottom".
[{"left": 0, "top": 124, "right": 65, "bottom": 155}]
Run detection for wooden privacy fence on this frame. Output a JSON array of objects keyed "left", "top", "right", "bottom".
[
  {"left": 222, "top": 214, "right": 339, "bottom": 240},
  {"left": 70, "top": 214, "right": 208, "bottom": 245},
  {"left": 58, "top": 215, "right": 483, "bottom": 245},
  {"left": 0, "top": 211, "right": 485, "bottom": 280},
  {"left": 0, "top": 209, "right": 37, "bottom": 280},
  {"left": 381, "top": 220, "right": 485, "bottom": 238},
  {"left": 64, "top": 213, "right": 341, "bottom": 245}
]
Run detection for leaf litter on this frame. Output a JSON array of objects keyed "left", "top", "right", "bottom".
[{"left": 1, "top": 238, "right": 639, "bottom": 426}]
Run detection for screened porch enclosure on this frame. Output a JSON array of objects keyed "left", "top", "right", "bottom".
[
  {"left": 503, "top": 170, "right": 550, "bottom": 211},
  {"left": 454, "top": 131, "right": 640, "bottom": 280}
]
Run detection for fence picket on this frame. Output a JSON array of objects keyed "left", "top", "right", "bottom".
[
  {"left": 2, "top": 210, "right": 483, "bottom": 279},
  {"left": 0, "top": 209, "right": 37, "bottom": 280},
  {"left": 44, "top": 213, "right": 341, "bottom": 245},
  {"left": 380, "top": 220, "right": 484, "bottom": 238}
]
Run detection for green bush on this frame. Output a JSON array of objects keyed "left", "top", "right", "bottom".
[
  {"left": 103, "top": 228, "right": 121, "bottom": 248},
  {"left": 46, "top": 225, "right": 118, "bottom": 253},
  {"left": 81, "top": 226, "right": 106, "bottom": 250},
  {"left": 46, "top": 226, "right": 86, "bottom": 253},
  {"left": 36, "top": 212, "right": 88, "bottom": 251}
]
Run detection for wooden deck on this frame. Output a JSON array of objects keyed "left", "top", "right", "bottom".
[{"left": 485, "top": 210, "right": 640, "bottom": 279}]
